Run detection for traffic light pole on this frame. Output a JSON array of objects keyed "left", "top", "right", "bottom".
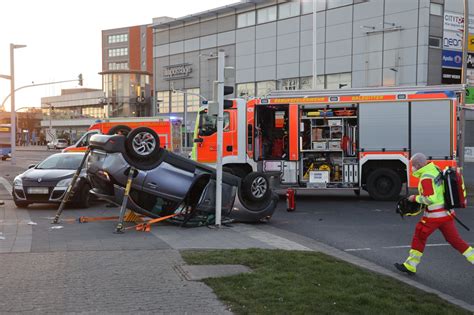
[{"left": 215, "top": 50, "right": 225, "bottom": 227}]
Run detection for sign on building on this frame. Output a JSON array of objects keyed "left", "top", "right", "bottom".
[
  {"left": 444, "top": 12, "right": 474, "bottom": 33},
  {"left": 442, "top": 50, "right": 463, "bottom": 68},
  {"left": 163, "top": 63, "right": 193, "bottom": 80},
  {"left": 466, "top": 87, "right": 474, "bottom": 104},
  {"left": 442, "top": 68, "right": 462, "bottom": 84},
  {"left": 443, "top": 31, "right": 463, "bottom": 50}
]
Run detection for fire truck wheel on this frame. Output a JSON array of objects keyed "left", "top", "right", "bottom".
[
  {"left": 125, "top": 127, "right": 161, "bottom": 164},
  {"left": 366, "top": 168, "right": 402, "bottom": 201},
  {"left": 242, "top": 172, "right": 271, "bottom": 202},
  {"left": 107, "top": 125, "right": 131, "bottom": 136}
]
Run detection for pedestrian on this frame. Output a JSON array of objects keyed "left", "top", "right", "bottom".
[{"left": 395, "top": 153, "right": 473, "bottom": 275}]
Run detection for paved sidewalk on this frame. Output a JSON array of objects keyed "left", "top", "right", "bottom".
[
  {"left": 0, "top": 201, "right": 473, "bottom": 313},
  {"left": 15, "top": 145, "right": 48, "bottom": 151}
]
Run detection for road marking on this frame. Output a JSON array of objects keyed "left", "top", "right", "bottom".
[
  {"left": 345, "top": 248, "right": 371, "bottom": 252},
  {"left": 345, "top": 242, "right": 474, "bottom": 252},
  {"left": 0, "top": 177, "right": 12, "bottom": 195}
]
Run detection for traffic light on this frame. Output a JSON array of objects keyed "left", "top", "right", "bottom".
[{"left": 78, "top": 73, "right": 83, "bottom": 86}]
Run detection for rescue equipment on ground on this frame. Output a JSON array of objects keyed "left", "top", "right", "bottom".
[
  {"left": 286, "top": 188, "right": 296, "bottom": 212},
  {"left": 396, "top": 198, "right": 425, "bottom": 218}
]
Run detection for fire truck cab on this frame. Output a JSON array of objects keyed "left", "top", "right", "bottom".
[{"left": 192, "top": 85, "right": 463, "bottom": 201}]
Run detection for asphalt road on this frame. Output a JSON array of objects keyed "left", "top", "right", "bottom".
[
  {"left": 1, "top": 149, "right": 473, "bottom": 307},
  {"left": 270, "top": 190, "right": 474, "bottom": 306}
]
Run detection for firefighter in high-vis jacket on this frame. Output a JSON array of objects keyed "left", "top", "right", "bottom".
[{"left": 395, "top": 153, "right": 474, "bottom": 275}]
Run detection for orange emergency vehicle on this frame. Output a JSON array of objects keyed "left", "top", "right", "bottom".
[
  {"left": 191, "top": 85, "right": 464, "bottom": 200},
  {"left": 63, "top": 117, "right": 182, "bottom": 153}
]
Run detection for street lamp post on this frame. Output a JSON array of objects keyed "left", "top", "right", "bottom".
[{"left": 9, "top": 43, "right": 27, "bottom": 165}]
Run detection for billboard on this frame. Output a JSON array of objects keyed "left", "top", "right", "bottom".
[
  {"left": 442, "top": 50, "right": 463, "bottom": 68},
  {"left": 444, "top": 12, "right": 474, "bottom": 33},
  {"left": 443, "top": 31, "right": 463, "bottom": 50},
  {"left": 442, "top": 68, "right": 461, "bottom": 84}
]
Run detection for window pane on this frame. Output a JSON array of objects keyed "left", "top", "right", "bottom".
[
  {"left": 279, "top": 2, "right": 301, "bottom": 20},
  {"left": 301, "top": 0, "right": 326, "bottom": 14},
  {"left": 237, "top": 11, "right": 255, "bottom": 28},
  {"left": 157, "top": 91, "right": 170, "bottom": 113},
  {"left": 325, "top": 72, "right": 352, "bottom": 89},
  {"left": 327, "top": 0, "right": 352, "bottom": 10},
  {"left": 279, "top": 78, "right": 299, "bottom": 90},
  {"left": 430, "top": 3, "right": 443, "bottom": 16},
  {"left": 256, "top": 81, "right": 276, "bottom": 97},
  {"left": 429, "top": 37, "right": 442, "bottom": 48},
  {"left": 237, "top": 83, "right": 255, "bottom": 98},
  {"left": 257, "top": 6, "right": 277, "bottom": 24},
  {"left": 300, "top": 76, "right": 325, "bottom": 90}
]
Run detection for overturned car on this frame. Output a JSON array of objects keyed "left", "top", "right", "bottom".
[{"left": 86, "top": 127, "right": 278, "bottom": 225}]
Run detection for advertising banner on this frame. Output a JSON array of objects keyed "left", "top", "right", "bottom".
[
  {"left": 442, "top": 50, "right": 463, "bottom": 68},
  {"left": 442, "top": 68, "right": 462, "bottom": 84},
  {"left": 444, "top": 12, "right": 474, "bottom": 33},
  {"left": 443, "top": 31, "right": 463, "bottom": 50}
]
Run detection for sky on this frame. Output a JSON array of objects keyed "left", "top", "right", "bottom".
[{"left": 0, "top": 0, "right": 237, "bottom": 111}]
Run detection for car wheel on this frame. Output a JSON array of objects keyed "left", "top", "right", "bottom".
[
  {"left": 107, "top": 125, "right": 132, "bottom": 136},
  {"left": 242, "top": 172, "right": 271, "bottom": 202},
  {"left": 125, "top": 127, "right": 162, "bottom": 164},
  {"left": 77, "top": 184, "right": 91, "bottom": 208},
  {"left": 366, "top": 168, "right": 402, "bottom": 201},
  {"left": 1, "top": 156, "right": 6, "bottom": 161},
  {"left": 13, "top": 192, "right": 29, "bottom": 208}
]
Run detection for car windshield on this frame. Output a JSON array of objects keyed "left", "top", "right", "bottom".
[
  {"left": 36, "top": 154, "right": 84, "bottom": 170},
  {"left": 58, "top": 139, "right": 67, "bottom": 143}
]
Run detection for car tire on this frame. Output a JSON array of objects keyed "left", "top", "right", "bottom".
[
  {"left": 241, "top": 172, "right": 271, "bottom": 203},
  {"left": 1, "top": 156, "right": 6, "bottom": 161},
  {"left": 107, "top": 125, "right": 132, "bottom": 136},
  {"left": 366, "top": 168, "right": 402, "bottom": 201},
  {"left": 125, "top": 127, "right": 162, "bottom": 164},
  {"left": 77, "top": 184, "right": 91, "bottom": 208},
  {"left": 13, "top": 192, "right": 29, "bottom": 208}
]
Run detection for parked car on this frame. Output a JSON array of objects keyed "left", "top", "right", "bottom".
[
  {"left": 13, "top": 152, "right": 91, "bottom": 208},
  {"left": 47, "top": 138, "right": 68, "bottom": 150},
  {"left": 87, "top": 127, "right": 278, "bottom": 224}
]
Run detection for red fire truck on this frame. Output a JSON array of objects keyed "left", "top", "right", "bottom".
[
  {"left": 191, "top": 85, "right": 464, "bottom": 200},
  {"left": 63, "top": 117, "right": 182, "bottom": 153}
]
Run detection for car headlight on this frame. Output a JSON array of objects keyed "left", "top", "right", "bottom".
[
  {"left": 56, "top": 178, "right": 72, "bottom": 188},
  {"left": 13, "top": 177, "right": 22, "bottom": 188}
]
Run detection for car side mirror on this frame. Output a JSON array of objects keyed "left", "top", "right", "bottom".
[
  {"left": 28, "top": 164, "right": 36, "bottom": 169},
  {"left": 194, "top": 138, "right": 203, "bottom": 143}
]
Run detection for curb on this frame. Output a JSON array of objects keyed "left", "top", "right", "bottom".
[{"left": 254, "top": 224, "right": 474, "bottom": 313}]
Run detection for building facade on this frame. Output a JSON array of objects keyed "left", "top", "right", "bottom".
[
  {"left": 40, "top": 88, "right": 105, "bottom": 142},
  {"left": 152, "top": 0, "right": 474, "bottom": 144},
  {"left": 101, "top": 25, "right": 154, "bottom": 118}
]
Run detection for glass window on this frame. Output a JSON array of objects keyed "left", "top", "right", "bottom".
[
  {"left": 36, "top": 154, "right": 84, "bottom": 170},
  {"left": 198, "top": 111, "right": 230, "bottom": 136},
  {"left": 256, "top": 81, "right": 276, "bottom": 97},
  {"left": 108, "top": 48, "right": 128, "bottom": 57},
  {"left": 279, "top": 78, "right": 299, "bottom": 90},
  {"left": 278, "top": 2, "right": 300, "bottom": 20},
  {"left": 429, "top": 36, "right": 442, "bottom": 48},
  {"left": 326, "top": 72, "right": 352, "bottom": 89},
  {"left": 108, "top": 62, "right": 129, "bottom": 70},
  {"left": 300, "top": 76, "right": 325, "bottom": 90},
  {"left": 430, "top": 3, "right": 443, "bottom": 16},
  {"left": 157, "top": 91, "right": 170, "bottom": 113},
  {"left": 236, "top": 83, "right": 256, "bottom": 98},
  {"left": 108, "top": 34, "right": 128, "bottom": 44},
  {"left": 237, "top": 11, "right": 256, "bottom": 28},
  {"left": 327, "top": 0, "right": 353, "bottom": 10},
  {"left": 301, "top": 0, "right": 326, "bottom": 14},
  {"left": 257, "top": 6, "right": 277, "bottom": 24},
  {"left": 171, "top": 91, "right": 184, "bottom": 113},
  {"left": 186, "top": 88, "right": 201, "bottom": 112}
]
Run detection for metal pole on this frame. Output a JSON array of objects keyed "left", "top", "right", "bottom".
[
  {"left": 184, "top": 92, "right": 188, "bottom": 149},
  {"left": 312, "top": 0, "right": 317, "bottom": 89},
  {"left": 459, "top": 0, "right": 469, "bottom": 169},
  {"left": 215, "top": 50, "right": 225, "bottom": 227},
  {"left": 10, "top": 44, "right": 16, "bottom": 165}
]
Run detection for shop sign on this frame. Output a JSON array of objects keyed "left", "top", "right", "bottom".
[
  {"left": 466, "top": 87, "right": 474, "bottom": 104},
  {"left": 444, "top": 12, "right": 474, "bottom": 33},
  {"left": 442, "top": 50, "right": 463, "bottom": 68},
  {"left": 163, "top": 63, "right": 193, "bottom": 80},
  {"left": 442, "top": 68, "right": 462, "bottom": 84},
  {"left": 469, "top": 35, "right": 474, "bottom": 52},
  {"left": 443, "top": 31, "right": 463, "bottom": 50}
]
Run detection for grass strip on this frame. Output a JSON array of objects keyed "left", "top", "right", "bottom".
[{"left": 182, "top": 249, "right": 469, "bottom": 315}]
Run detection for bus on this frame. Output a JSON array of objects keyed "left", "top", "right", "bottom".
[{"left": 0, "top": 124, "right": 11, "bottom": 160}]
